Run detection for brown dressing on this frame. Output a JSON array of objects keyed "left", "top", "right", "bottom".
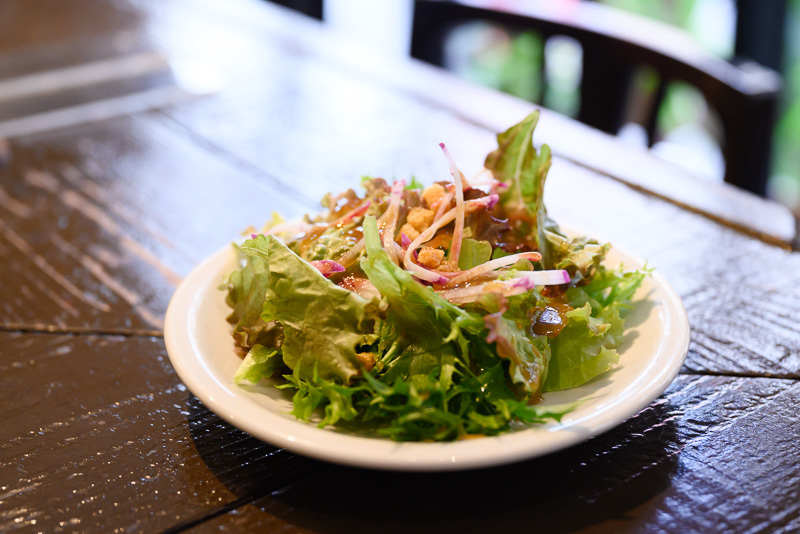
[
  {"left": 343, "top": 224, "right": 363, "bottom": 244},
  {"left": 328, "top": 190, "right": 361, "bottom": 217},
  {"left": 295, "top": 224, "right": 327, "bottom": 256},
  {"left": 530, "top": 302, "right": 573, "bottom": 337}
]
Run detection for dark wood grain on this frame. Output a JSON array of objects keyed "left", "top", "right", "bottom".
[
  {"left": 0, "top": 332, "right": 324, "bottom": 532},
  {"left": 175, "top": 375, "right": 800, "bottom": 534},
  {"left": 0, "top": 114, "right": 309, "bottom": 333},
  {"left": 543, "top": 160, "right": 800, "bottom": 379},
  {"left": 4, "top": 336, "right": 797, "bottom": 533}
]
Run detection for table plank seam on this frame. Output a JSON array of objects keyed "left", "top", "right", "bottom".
[
  {"left": 0, "top": 323, "right": 163, "bottom": 338},
  {"left": 679, "top": 368, "right": 800, "bottom": 381},
  {"left": 552, "top": 161, "right": 796, "bottom": 251}
]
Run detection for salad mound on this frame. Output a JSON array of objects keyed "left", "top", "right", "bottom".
[{"left": 224, "top": 111, "right": 645, "bottom": 441}]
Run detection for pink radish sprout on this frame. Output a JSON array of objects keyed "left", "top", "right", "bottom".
[
  {"left": 446, "top": 251, "right": 542, "bottom": 286},
  {"left": 436, "top": 277, "right": 536, "bottom": 303},
  {"left": 510, "top": 270, "right": 571, "bottom": 286},
  {"left": 310, "top": 260, "right": 346, "bottom": 278}
]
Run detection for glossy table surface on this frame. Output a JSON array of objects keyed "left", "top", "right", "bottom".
[{"left": 1, "top": 1, "right": 799, "bottom": 532}]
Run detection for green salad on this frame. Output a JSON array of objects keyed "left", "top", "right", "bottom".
[{"left": 223, "top": 111, "right": 645, "bottom": 441}]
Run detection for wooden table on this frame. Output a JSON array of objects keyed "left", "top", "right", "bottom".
[{"left": 1, "top": 1, "right": 799, "bottom": 532}]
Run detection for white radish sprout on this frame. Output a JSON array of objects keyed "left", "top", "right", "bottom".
[
  {"left": 439, "top": 143, "right": 465, "bottom": 265},
  {"left": 446, "top": 252, "right": 542, "bottom": 286},
  {"left": 381, "top": 179, "right": 405, "bottom": 265}
]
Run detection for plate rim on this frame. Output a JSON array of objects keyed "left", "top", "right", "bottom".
[{"left": 165, "top": 240, "right": 689, "bottom": 471}]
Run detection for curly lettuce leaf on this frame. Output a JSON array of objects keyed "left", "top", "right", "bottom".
[
  {"left": 541, "top": 223, "right": 611, "bottom": 281},
  {"left": 484, "top": 312, "right": 551, "bottom": 396},
  {"left": 568, "top": 264, "right": 648, "bottom": 312},
  {"left": 243, "top": 235, "right": 378, "bottom": 384},
  {"left": 279, "top": 365, "right": 366, "bottom": 426}
]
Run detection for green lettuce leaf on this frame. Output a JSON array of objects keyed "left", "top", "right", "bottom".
[
  {"left": 300, "top": 224, "right": 359, "bottom": 262},
  {"left": 380, "top": 339, "right": 459, "bottom": 388},
  {"left": 568, "top": 264, "right": 648, "bottom": 312},
  {"left": 543, "top": 303, "right": 621, "bottom": 391},
  {"left": 234, "top": 344, "right": 283, "bottom": 385},
  {"left": 243, "top": 235, "right": 378, "bottom": 383},
  {"left": 484, "top": 110, "right": 552, "bottom": 259},
  {"left": 484, "top": 311, "right": 551, "bottom": 395},
  {"left": 457, "top": 238, "right": 492, "bottom": 270},
  {"left": 224, "top": 239, "right": 283, "bottom": 351},
  {"left": 541, "top": 225, "right": 610, "bottom": 280},
  {"left": 543, "top": 265, "right": 645, "bottom": 391},
  {"left": 405, "top": 175, "right": 424, "bottom": 190}
]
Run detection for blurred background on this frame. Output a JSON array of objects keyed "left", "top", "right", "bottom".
[{"left": 316, "top": 0, "right": 800, "bottom": 215}]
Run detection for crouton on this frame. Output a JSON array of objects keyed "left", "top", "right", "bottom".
[
  {"left": 422, "top": 183, "right": 446, "bottom": 210},
  {"left": 399, "top": 223, "right": 420, "bottom": 242},
  {"left": 407, "top": 207, "right": 435, "bottom": 232},
  {"left": 417, "top": 246, "right": 444, "bottom": 269},
  {"left": 355, "top": 352, "right": 375, "bottom": 372},
  {"left": 436, "top": 260, "right": 459, "bottom": 272}
]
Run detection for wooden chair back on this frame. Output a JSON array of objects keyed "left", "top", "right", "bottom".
[{"left": 411, "top": 0, "right": 782, "bottom": 195}]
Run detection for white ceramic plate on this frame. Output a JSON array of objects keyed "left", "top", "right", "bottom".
[{"left": 165, "top": 241, "right": 689, "bottom": 471}]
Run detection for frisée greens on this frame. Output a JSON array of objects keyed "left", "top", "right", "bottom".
[{"left": 223, "top": 111, "right": 645, "bottom": 441}]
